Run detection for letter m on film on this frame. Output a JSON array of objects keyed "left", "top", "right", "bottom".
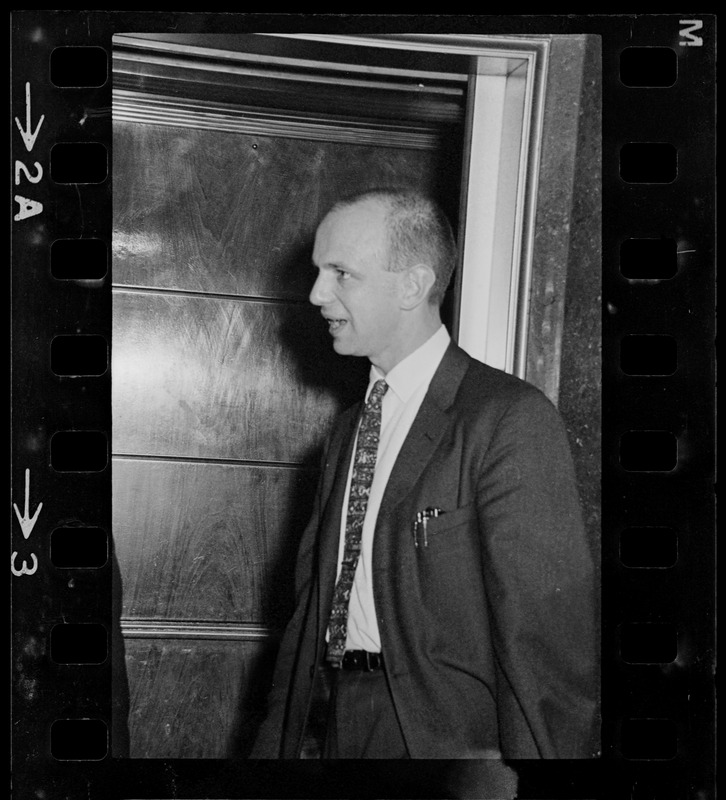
[{"left": 679, "top": 19, "right": 704, "bottom": 47}]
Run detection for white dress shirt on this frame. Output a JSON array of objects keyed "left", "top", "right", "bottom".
[{"left": 330, "top": 324, "right": 451, "bottom": 652}]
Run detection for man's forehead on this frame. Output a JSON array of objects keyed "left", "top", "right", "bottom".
[
  {"left": 315, "top": 199, "right": 388, "bottom": 253},
  {"left": 316, "top": 201, "right": 386, "bottom": 240}
]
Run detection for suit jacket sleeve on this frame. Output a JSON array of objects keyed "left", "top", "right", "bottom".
[
  {"left": 476, "top": 386, "right": 599, "bottom": 758},
  {"left": 248, "top": 448, "right": 327, "bottom": 758}
]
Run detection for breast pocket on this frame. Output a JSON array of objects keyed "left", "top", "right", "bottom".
[{"left": 417, "top": 502, "right": 477, "bottom": 551}]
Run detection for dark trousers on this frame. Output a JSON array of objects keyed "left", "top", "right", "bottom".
[
  {"left": 323, "top": 666, "right": 409, "bottom": 758},
  {"left": 301, "top": 661, "right": 408, "bottom": 758}
]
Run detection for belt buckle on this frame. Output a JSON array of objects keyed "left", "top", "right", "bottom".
[{"left": 363, "top": 651, "right": 382, "bottom": 671}]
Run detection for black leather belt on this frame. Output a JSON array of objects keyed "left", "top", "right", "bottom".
[{"left": 341, "top": 649, "right": 384, "bottom": 671}]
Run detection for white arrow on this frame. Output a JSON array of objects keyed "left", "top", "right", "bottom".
[
  {"left": 14, "top": 82, "right": 45, "bottom": 153},
  {"left": 13, "top": 469, "right": 43, "bottom": 540}
]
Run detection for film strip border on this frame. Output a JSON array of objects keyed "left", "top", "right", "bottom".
[
  {"left": 10, "top": 13, "right": 715, "bottom": 800},
  {"left": 11, "top": 19, "right": 118, "bottom": 798},
  {"left": 600, "top": 21, "right": 716, "bottom": 800}
]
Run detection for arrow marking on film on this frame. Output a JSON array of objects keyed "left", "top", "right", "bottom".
[
  {"left": 13, "top": 469, "right": 43, "bottom": 540},
  {"left": 14, "top": 82, "right": 45, "bottom": 153}
]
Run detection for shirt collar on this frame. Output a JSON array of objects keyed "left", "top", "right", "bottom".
[{"left": 368, "top": 325, "right": 451, "bottom": 404}]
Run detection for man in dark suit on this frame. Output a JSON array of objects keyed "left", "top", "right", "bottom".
[{"left": 251, "top": 189, "right": 599, "bottom": 761}]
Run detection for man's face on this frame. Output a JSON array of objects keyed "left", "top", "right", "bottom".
[{"left": 310, "top": 200, "right": 407, "bottom": 373}]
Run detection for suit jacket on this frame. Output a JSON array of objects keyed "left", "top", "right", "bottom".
[{"left": 251, "top": 343, "right": 599, "bottom": 759}]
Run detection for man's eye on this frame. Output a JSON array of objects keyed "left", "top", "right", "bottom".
[{"left": 336, "top": 270, "right": 350, "bottom": 281}]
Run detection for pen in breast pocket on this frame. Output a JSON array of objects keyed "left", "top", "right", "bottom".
[{"left": 413, "top": 507, "right": 445, "bottom": 548}]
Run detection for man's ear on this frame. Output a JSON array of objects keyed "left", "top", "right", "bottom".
[{"left": 400, "top": 264, "right": 436, "bottom": 310}]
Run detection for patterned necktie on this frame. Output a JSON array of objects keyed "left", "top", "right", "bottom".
[{"left": 326, "top": 378, "right": 388, "bottom": 667}]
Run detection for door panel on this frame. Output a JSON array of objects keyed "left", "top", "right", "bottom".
[
  {"left": 113, "top": 459, "right": 316, "bottom": 625},
  {"left": 113, "top": 120, "right": 445, "bottom": 298},
  {"left": 125, "top": 636, "right": 275, "bottom": 759},
  {"left": 112, "top": 291, "right": 361, "bottom": 463}
]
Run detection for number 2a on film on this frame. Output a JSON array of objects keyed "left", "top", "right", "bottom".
[{"left": 13, "top": 81, "right": 45, "bottom": 222}]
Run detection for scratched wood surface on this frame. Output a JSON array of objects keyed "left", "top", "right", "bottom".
[
  {"left": 112, "top": 289, "right": 368, "bottom": 463},
  {"left": 113, "top": 458, "right": 317, "bottom": 626},
  {"left": 124, "top": 636, "right": 278, "bottom": 759},
  {"left": 112, "top": 120, "right": 448, "bottom": 299}
]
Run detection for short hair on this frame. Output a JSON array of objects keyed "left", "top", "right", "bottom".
[{"left": 331, "top": 189, "right": 457, "bottom": 306}]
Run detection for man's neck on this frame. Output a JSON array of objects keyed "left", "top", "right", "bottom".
[{"left": 371, "top": 312, "right": 443, "bottom": 376}]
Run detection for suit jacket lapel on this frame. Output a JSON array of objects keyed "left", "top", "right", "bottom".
[{"left": 377, "top": 343, "right": 471, "bottom": 525}]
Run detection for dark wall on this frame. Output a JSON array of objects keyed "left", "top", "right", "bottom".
[{"left": 526, "top": 34, "right": 602, "bottom": 562}]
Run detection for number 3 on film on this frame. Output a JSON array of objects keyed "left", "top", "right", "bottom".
[
  {"left": 679, "top": 19, "right": 704, "bottom": 47},
  {"left": 11, "top": 469, "right": 42, "bottom": 578},
  {"left": 13, "top": 81, "right": 45, "bottom": 222},
  {"left": 11, "top": 553, "right": 38, "bottom": 577}
]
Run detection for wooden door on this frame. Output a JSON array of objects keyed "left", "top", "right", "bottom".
[{"left": 111, "top": 38, "right": 465, "bottom": 758}]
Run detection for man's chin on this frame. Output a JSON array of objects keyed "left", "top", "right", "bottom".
[{"left": 331, "top": 337, "right": 356, "bottom": 357}]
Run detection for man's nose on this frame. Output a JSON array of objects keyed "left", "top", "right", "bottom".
[{"left": 309, "top": 272, "right": 332, "bottom": 307}]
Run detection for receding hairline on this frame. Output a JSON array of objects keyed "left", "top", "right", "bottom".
[
  {"left": 320, "top": 194, "right": 389, "bottom": 226},
  {"left": 327, "top": 189, "right": 430, "bottom": 220},
  {"left": 320, "top": 190, "right": 450, "bottom": 256}
]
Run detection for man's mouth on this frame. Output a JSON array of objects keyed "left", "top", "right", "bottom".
[{"left": 326, "top": 318, "right": 347, "bottom": 332}]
